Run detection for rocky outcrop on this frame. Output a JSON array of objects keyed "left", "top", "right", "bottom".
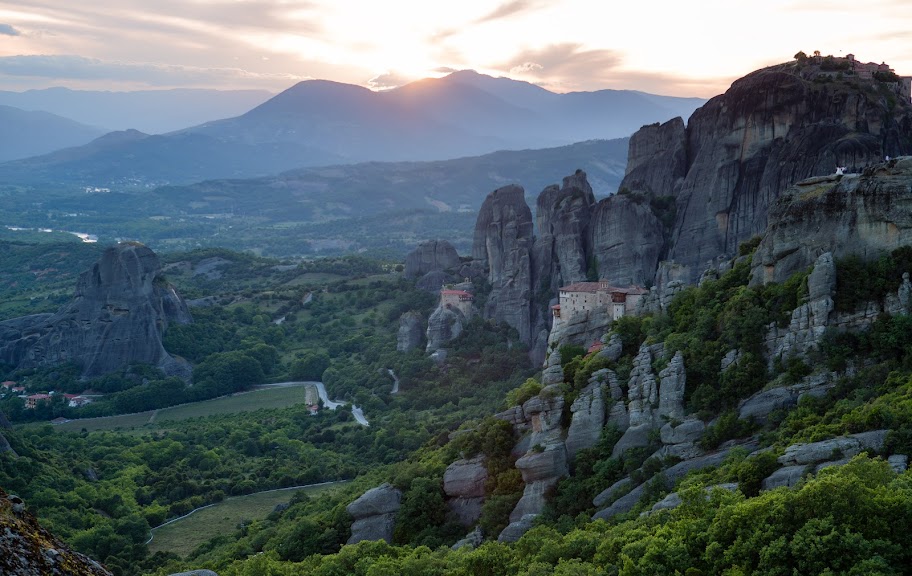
[
  {"left": 168, "top": 571, "right": 219, "bottom": 576},
  {"left": 751, "top": 157, "right": 912, "bottom": 285},
  {"left": 472, "top": 184, "right": 535, "bottom": 344},
  {"left": 760, "top": 430, "right": 889, "bottom": 490},
  {"left": 588, "top": 193, "right": 665, "bottom": 287},
  {"left": 619, "top": 117, "right": 687, "bottom": 199},
  {"left": 546, "top": 306, "right": 613, "bottom": 354},
  {"left": 0, "top": 243, "right": 192, "bottom": 379},
  {"left": 397, "top": 311, "right": 424, "bottom": 352},
  {"left": 0, "top": 433, "right": 14, "bottom": 457},
  {"left": 443, "top": 457, "right": 488, "bottom": 527},
  {"left": 0, "top": 489, "right": 112, "bottom": 576},
  {"left": 660, "top": 66, "right": 912, "bottom": 284},
  {"left": 657, "top": 351, "right": 686, "bottom": 421},
  {"left": 565, "top": 375, "right": 608, "bottom": 460},
  {"left": 346, "top": 483, "right": 402, "bottom": 544},
  {"left": 532, "top": 170, "right": 596, "bottom": 296},
  {"left": 404, "top": 239, "right": 461, "bottom": 279},
  {"left": 425, "top": 306, "right": 466, "bottom": 352},
  {"left": 738, "top": 373, "right": 837, "bottom": 424}
]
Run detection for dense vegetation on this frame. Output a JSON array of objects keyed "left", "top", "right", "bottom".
[{"left": 6, "top": 242, "right": 912, "bottom": 575}]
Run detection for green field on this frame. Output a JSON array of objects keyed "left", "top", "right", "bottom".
[
  {"left": 148, "top": 481, "right": 347, "bottom": 558},
  {"left": 49, "top": 384, "right": 315, "bottom": 433}
]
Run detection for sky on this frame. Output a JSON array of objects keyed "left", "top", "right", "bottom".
[{"left": 0, "top": 0, "right": 911, "bottom": 98}]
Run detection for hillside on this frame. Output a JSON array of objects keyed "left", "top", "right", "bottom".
[
  {"left": 0, "top": 71, "right": 701, "bottom": 187},
  {"left": 1, "top": 138, "right": 629, "bottom": 258},
  {"left": 0, "top": 105, "right": 104, "bottom": 162}
]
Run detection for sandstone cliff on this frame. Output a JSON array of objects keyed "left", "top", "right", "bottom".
[
  {"left": 404, "top": 239, "right": 461, "bottom": 280},
  {"left": 472, "top": 184, "right": 535, "bottom": 344},
  {"left": 0, "top": 243, "right": 192, "bottom": 379},
  {"left": 750, "top": 157, "right": 912, "bottom": 285},
  {"left": 623, "top": 64, "right": 912, "bottom": 285}
]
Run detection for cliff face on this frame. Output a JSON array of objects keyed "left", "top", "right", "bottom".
[
  {"left": 624, "top": 64, "right": 912, "bottom": 285},
  {"left": 0, "top": 243, "right": 192, "bottom": 378},
  {"left": 750, "top": 157, "right": 912, "bottom": 285},
  {"left": 472, "top": 184, "right": 535, "bottom": 344},
  {"left": 588, "top": 194, "right": 665, "bottom": 286}
]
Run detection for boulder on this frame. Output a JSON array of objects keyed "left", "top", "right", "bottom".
[
  {"left": 515, "top": 444, "right": 568, "bottom": 484},
  {"left": 346, "top": 483, "right": 402, "bottom": 544},
  {"left": 443, "top": 457, "right": 488, "bottom": 499},
  {"left": 396, "top": 311, "right": 424, "bottom": 352},
  {"left": 498, "top": 514, "right": 537, "bottom": 543},
  {"left": 404, "top": 239, "right": 461, "bottom": 279},
  {"left": 611, "top": 424, "right": 653, "bottom": 459},
  {"left": 416, "top": 270, "right": 454, "bottom": 292},
  {"left": 0, "top": 243, "right": 192, "bottom": 379},
  {"left": 626, "top": 343, "right": 659, "bottom": 428},
  {"left": 777, "top": 430, "right": 888, "bottom": 467},
  {"left": 592, "top": 478, "right": 631, "bottom": 508},
  {"left": 598, "top": 333, "right": 624, "bottom": 362},
  {"left": 889, "top": 454, "right": 909, "bottom": 473},
  {"left": 452, "top": 526, "right": 484, "bottom": 550},
  {"left": 761, "top": 465, "right": 807, "bottom": 490}
]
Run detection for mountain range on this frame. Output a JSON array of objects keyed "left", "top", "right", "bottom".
[
  {"left": 0, "top": 87, "right": 274, "bottom": 134},
  {"left": 0, "top": 105, "right": 105, "bottom": 162},
  {"left": 0, "top": 71, "right": 704, "bottom": 187}
]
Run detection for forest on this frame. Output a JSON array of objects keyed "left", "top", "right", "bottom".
[{"left": 3, "top": 241, "right": 912, "bottom": 575}]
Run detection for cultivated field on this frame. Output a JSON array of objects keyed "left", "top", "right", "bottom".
[
  {"left": 148, "top": 481, "right": 347, "bottom": 557},
  {"left": 49, "top": 383, "right": 315, "bottom": 433}
]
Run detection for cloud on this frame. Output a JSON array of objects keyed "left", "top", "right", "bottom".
[
  {"left": 500, "top": 43, "right": 622, "bottom": 88},
  {"left": 0, "top": 54, "right": 306, "bottom": 87},
  {"left": 0, "top": 24, "right": 21, "bottom": 36},
  {"left": 474, "top": 0, "right": 540, "bottom": 24},
  {"left": 433, "top": 66, "right": 458, "bottom": 74},
  {"left": 367, "top": 71, "right": 412, "bottom": 90},
  {"left": 509, "top": 62, "right": 543, "bottom": 75}
]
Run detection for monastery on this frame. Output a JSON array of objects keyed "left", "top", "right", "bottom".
[{"left": 551, "top": 281, "right": 647, "bottom": 325}]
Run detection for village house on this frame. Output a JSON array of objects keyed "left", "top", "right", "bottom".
[
  {"left": 551, "top": 281, "right": 648, "bottom": 324},
  {"left": 25, "top": 393, "right": 52, "bottom": 409},
  {"left": 63, "top": 393, "right": 93, "bottom": 408}
]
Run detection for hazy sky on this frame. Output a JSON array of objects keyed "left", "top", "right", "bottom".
[{"left": 1, "top": 0, "right": 910, "bottom": 97}]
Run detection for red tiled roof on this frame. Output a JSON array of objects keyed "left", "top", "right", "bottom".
[
  {"left": 559, "top": 282, "right": 648, "bottom": 295},
  {"left": 441, "top": 289, "right": 473, "bottom": 297},
  {"left": 27, "top": 394, "right": 51, "bottom": 400},
  {"left": 1, "top": 381, "right": 16, "bottom": 387}
]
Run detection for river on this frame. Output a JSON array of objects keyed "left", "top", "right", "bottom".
[{"left": 5, "top": 225, "right": 98, "bottom": 243}]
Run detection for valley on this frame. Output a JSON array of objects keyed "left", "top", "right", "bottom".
[{"left": 1, "top": 43, "right": 912, "bottom": 576}]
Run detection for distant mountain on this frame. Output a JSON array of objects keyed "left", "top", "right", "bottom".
[
  {"left": 3, "top": 139, "right": 629, "bottom": 258},
  {"left": 0, "top": 105, "right": 105, "bottom": 162},
  {"left": 0, "top": 87, "right": 273, "bottom": 134},
  {"left": 0, "top": 72, "right": 705, "bottom": 187}
]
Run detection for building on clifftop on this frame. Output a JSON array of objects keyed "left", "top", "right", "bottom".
[
  {"left": 552, "top": 281, "right": 647, "bottom": 325},
  {"left": 440, "top": 286, "right": 475, "bottom": 318}
]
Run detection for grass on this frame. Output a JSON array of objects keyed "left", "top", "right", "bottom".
[
  {"left": 49, "top": 384, "right": 315, "bottom": 433},
  {"left": 148, "top": 481, "right": 348, "bottom": 558}
]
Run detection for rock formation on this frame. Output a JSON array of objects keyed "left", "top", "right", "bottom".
[
  {"left": 620, "top": 117, "right": 687, "bottom": 199},
  {"left": 750, "top": 158, "right": 912, "bottom": 286},
  {"left": 532, "top": 170, "right": 596, "bottom": 296},
  {"left": 443, "top": 456, "right": 488, "bottom": 526},
  {"left": 425, "top": 307, "right": 466, "bottom": 352},
  {"left": 346, "top": 483, "right": 402, "bottom": 544},
  {"left": 404, "top": 239, "right": 461, "bottom": 280},
  {"left": 396, "top": 311, "right": 424, "bottom": 352},
  {"left": 0, "top": 488, "right": 112, "bottom": 576},
  {"left": 587, "top": 194, "right": 665, "bottom": 287},
  {"left": 472, "top": 184, "right": 535, "bottom": 344},
  {"left": 0, "top": 243, "right": 192, "bottom": 379}
]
